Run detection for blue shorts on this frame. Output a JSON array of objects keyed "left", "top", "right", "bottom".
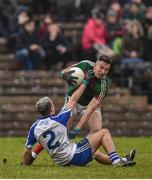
[{"left": 69, "top": 138, "right": 93, "bottom": 166}]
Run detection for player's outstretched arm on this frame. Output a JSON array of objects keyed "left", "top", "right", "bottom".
[
  {"left": 31, "top": 143, "right": 44, "bottom": 160},
  {"left": 66, "top": 70, "right": 94, "bottom": 110},
  {"left": 68, "top": 97, "right": 101, "bottom": 139}
]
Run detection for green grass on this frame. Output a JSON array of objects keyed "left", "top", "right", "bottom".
[{"left": 0, "top": 137, "right": 152, "bottom": 178}]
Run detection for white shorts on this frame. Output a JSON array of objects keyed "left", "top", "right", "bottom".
[
  {"left": 65, "top": 97, "right": 101, "bottom": 117},
  {"left": 64, "top": 97, "right": 102, "bottom": 131}
]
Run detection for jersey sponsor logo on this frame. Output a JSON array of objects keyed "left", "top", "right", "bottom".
[{"left": 38, "top": 120, "right": 49, "bottom": 129}]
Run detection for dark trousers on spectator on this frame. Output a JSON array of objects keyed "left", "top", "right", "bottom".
[{"left": 16, "top": 48, "right": 44, "bottom": 70}]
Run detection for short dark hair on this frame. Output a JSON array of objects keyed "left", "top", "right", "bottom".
[
  {"left": 97, "top": 55, "right": 112, "bottom": 65},
  {"left": 24, "top": 19, "right": 35, "bottom": 26},
  {"left": 36, "top": 97, "right": 51, "bottom": 116},
  {"left": 92, "top": 7, "right": 104, "bottom": 20}
]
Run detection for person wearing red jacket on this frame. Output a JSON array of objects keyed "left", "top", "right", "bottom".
[{"left": 81, "top": 8, "right": 107, "bottom": 61}]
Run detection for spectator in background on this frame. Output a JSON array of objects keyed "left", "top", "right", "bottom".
[
  {"left": 121, "top": 20, "right": 144, "bottom": 86},
  {"left": 123, "top": 1, "right": 145, "bottom": 24},
  {"left": 38, "top": 14, "right": 56, "bottom": 41},
  {"left": 106, "top": 9, "right": 124, "bottom": 51},
  {"left": 104, "top": 7, "right": 124, "bottom": 82},
  {"left": 15, "top": 19, "right": 44, "bottom": 70},
  {"left": 121, "top": 20, "right": 144, "bottom": 61},
  {"left": 9, "top": 4, "right": 29, "bottom": 35},
  {"left": 123, "top": 0, "right": 146, "bottom": 15},
  {"left": 7, "top": 8, "right": 30, "bottom": 52},
  {"left": 81, "top": 7, "right": 107, "bottom": 61},
  {"left": 0, "top": 0, "right": 17, "bottom": 37},
  {"left": 110, "top": 1, "right": 122, "bottom": 19},
  {"left": 39, "top": 14, "right": 56, "bottom": 34},
  {"left": 42, "top": 23, "right": 72, "bottom": 70},
  {"left": 17, "top": 10, "right": 29, "bottom": 27},
  {"left": 0, "top": 0, "right": 29, "bottom": 37}
]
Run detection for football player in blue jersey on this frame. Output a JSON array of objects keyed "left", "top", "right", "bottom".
[{"left": 22, "top": 70, "right": 136, "bottom": 167}]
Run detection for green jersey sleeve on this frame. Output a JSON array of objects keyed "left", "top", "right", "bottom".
[
  {"left": 73, "top": 60, "right": 95, "bottom": 72},
  {"left": 94, "top": 77, "right": 110, "bottom": 102}
]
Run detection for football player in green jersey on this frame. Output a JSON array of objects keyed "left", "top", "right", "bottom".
[
  {"left": 60, "top": 55, "right": 112, "bottom": 163},
  {"left": 61, "top": 55, "right": 110, "bottom": 133}
]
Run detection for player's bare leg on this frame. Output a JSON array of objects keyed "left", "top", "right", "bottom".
[
  {"left": 67, "top": 113, "right": 77, "bottom": 131},
  {"left": 87, "top": 128, "right": 136, "bottom": 166},
  {"left": 87, "top": 110, "right": 111, "bottom": 164},
  {"left": 87, "top": 110, "right": 136, "bottom": 164},
  {"left": 93, "top": 150, "right": 111, "bottom": 164},
  {"left": 87, "top": 128, "right": 115, "bottom": 154},
  {"left": 88, "top": 109, "right": 102, "bottom": 132}
]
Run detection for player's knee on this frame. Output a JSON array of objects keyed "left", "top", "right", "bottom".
[
  {"left": 102, "top": 128, "right": 110, "bottom": 135},
  {"left": 92, "top": 127, "right": 102, "bottom": 133},
  {"left": 93, "top": 151, "right": 101, "bottom": 159}
]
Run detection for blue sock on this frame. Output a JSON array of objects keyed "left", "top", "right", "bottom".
[{"left": 108, "top": 151, "right": 120, "bottom": 165}]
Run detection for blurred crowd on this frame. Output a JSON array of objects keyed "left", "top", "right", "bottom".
[{"left": 0, "top": 0, "right": 152, "bottom": 102}]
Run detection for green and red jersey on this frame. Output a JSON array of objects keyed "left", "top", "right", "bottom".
[{"left": 67, "top": 60, "right": 110, "bottom": 106}]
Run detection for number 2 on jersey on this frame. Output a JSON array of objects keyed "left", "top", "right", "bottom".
[{"left": 42, "top": 130, "right": 60, "bottom": 149}]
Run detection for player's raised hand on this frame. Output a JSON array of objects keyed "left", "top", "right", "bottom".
[
  {"left": 85, "top": 70, "right": 94, "bottom": 80},
  {"left": 68, "top": 127, "right": 80, "bottom": 139},
  {"left": 60, "top": 70, "right": 78, "bottom": 86},
  {"left": 82, "top": 70, "right": 94, "bottom": 86}
]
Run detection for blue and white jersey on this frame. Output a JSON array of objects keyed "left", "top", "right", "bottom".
[{"left": 25, "top": 106, "right": 76, "bottom": 165}]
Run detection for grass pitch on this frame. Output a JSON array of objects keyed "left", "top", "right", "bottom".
[{"left": 0, "top": 137, "right": 152, "bottom": 179}]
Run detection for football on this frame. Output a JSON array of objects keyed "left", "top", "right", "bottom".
[{"left": 70, "top": 67, "right": 85, "bottom": 87}]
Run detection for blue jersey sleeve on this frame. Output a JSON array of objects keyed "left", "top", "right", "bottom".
[
  {"left": 52, "top": 106, "right": 72, "bottom": 127},
  {"left": 25, "top": 122, "right": 37, "bottom": 149}
]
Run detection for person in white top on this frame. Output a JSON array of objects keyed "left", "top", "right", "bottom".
[{"left": 22, "top": 70, "right": 136, "bottom": 167}]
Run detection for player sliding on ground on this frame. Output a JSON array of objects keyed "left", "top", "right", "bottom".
[{"left": 21, "top": 71, "right": 136, "bottom": 167}]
